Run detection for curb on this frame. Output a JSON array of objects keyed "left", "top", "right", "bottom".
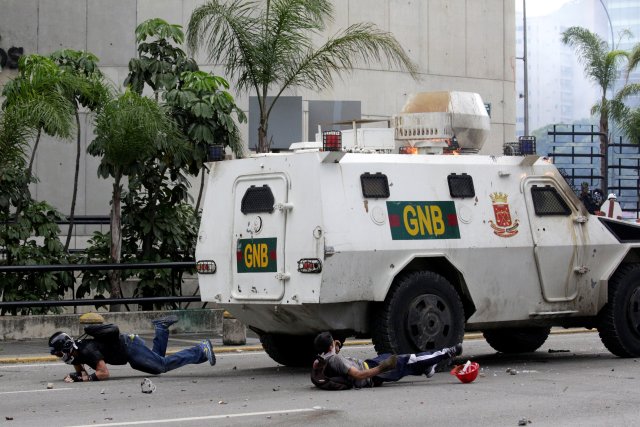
[{"left": 0, "top": 329, "right": 594, "bottom": 364}]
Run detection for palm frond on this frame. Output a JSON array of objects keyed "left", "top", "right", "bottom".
[
  {"left": 562, "top": 27, "right": 615, "bottom": 90},
  {"left": 626, "top": 43, "right": 640, "bottom": 81},
  {"left": 279, "top": 23, "right": 418, "bottom": 95},
  {"left": 0, "top": 107, "right": 33, "bottom": 169},
  {"left": 92, "top": 91, "right": 186, "bottom": 174},
  {"left": 615, "top": 83, "right": 640, "bottom": 101}
]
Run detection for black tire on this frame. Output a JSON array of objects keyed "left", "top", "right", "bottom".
[
  {"left": 372, "top": 271, "right": 465, "bottom": 355},
  {"left": 598, "top": 264, "right": 640, "bottom": 357},
  {"left": 260, "top": 333, "right": 317, "bottom": 367},
  {"left": 483, "top": 327, "right": 551, "bottom": 353}
]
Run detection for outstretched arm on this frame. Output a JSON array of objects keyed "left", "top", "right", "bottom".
[
  {"left": 346, "top": 355, "right": 397, "bottom": 380},
  {"left": 64, "top": 360, "right": 110, "bottom": 382}
]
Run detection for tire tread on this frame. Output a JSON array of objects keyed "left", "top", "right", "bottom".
[{"left": 598, "top": 263, "right": 639, "bottom": 358}]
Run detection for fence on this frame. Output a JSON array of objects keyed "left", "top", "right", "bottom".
[{"left": 547, "top": 125, "right": 640, "bottom": 218}]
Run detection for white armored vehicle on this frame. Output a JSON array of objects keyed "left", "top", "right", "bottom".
[{"left": 196, "top": 91, "right": 640, "bottom": 366}]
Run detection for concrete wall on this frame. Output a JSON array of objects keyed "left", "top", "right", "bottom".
[
  {"left": 0, "top": 0, "right": 515, "bottom": 238},
  {"left": 0, "top": 308, "right": 223, "bottom": 340}
]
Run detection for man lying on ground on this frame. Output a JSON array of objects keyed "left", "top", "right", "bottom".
[
  {"left": 312, "top": 331, "right": 462, "bottom": 389},
  {"left": 48, "top": 315, "right": 215, "bottom": 382}
]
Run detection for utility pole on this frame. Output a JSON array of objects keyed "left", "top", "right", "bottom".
[{"left": 523, "top": 0, "right": 529, "bottom": 136}]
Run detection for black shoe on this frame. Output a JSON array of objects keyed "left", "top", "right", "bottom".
[
  {"left": 152, "top": 315, "right": 179, "bottom": 329},
  {"left": 446, "top": 343, "right": 463, "bottom": 357}
]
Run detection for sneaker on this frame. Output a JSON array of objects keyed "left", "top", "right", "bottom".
[
  {"left": 151, "top": 315, "right": 179, "bottom": 329},
  {"left": 446, "top": 343, "right": 463, "bottom": 358},
  {"left": 426, "top": 364, "right": 437, "bottom": 378},
  {"left": 200, "top": 339, "right": 216, "bottom": 366}
]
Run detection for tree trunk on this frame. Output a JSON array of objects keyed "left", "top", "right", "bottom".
[
  {"left": 27, "top": 128, "right": 42, "bottom": 179},
  {"left": 141, "top": 164, "right": 168, "bottom": 258},
  {"left": 258, "top": 120, "right": 269, "bottom": 153},
  {"left": 64, "top": 112, "right": 82, "bottom": 252},
  {"left": 15, "top": 128, "right": 43, "bottom": 219},
  {"left": 109, "top": 172, "right": 123, "bottom": 312},
  {"left": 599, "top": 102, "right": 609, "bottom": 195}
]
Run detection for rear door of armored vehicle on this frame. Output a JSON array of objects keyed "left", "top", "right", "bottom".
[{"left": 232, "top": 173, "right": 289, "bottom": 301}]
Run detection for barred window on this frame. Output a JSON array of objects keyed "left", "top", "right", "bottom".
[
  {"left": 361, "top": 173, "right": 390, "bottom": 198},
  {"left": 448, "top": 173, "right": 475, "bottom": 198},
  {"left": 241, "top": 185, "right": 275, "bottom": 214},
  {"left": 531, "top": 186, "right": 571, "bottom": 216}
]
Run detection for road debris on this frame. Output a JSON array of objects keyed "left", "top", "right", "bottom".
[
  {"left": 506, "top": 368, "right": 518, "bottom": 375},
  {"left": 518, "top": 417, "right": 531, "bottom": 425},
  {"left": 46, "top": 383, "right": 54, "bottom": 389},
  {"left": 141, "top": 378, "right": 155, "bottom": 394},
  {"left": 218, "top": 401, "right": 227, "bottom": 405},
  {"left": 548, "top": 349, "right": 570, "bottom": 353}
]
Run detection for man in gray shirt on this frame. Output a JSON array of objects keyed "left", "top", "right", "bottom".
[{"left": 313, "top": 332, "right": 462, "bottom": 388}]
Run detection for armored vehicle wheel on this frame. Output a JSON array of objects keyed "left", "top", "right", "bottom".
[
  {"left": 372, "top": 271, "right": 465, "bottom": 355},
  {"left": 260, "top": 333, "right": 317, "bottom": 367},
  {"left": 598, "top": 264, "right": 640, "bottom": 357},
  {"left": 483, "top": 327, "right": 551, "bottom": 353}
]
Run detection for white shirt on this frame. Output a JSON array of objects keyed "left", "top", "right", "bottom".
[{"left": 600, "top": 199, "right": 623, "bottom": 219}]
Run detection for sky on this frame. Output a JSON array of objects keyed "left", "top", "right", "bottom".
[{"left": 516, "top": 0, "right": 576, "bottom": 17}]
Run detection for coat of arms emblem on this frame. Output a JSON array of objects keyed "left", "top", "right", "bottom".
[{"left": 489, "top": 192, "right": 519, "bottom": 237}]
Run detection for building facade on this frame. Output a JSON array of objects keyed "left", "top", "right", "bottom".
[{"left": 0, "top": 0, "right": 515, "bottom": 240}]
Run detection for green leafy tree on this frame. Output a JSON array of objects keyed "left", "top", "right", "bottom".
[
  {"left": 0, "top": 107, "right": 73, "bottom": 314},
  {"left": 49, "top": 49, "right": 111, "bottom": 251},
  {"left": 128, "top": 19, "right": 246, "bottom": 208},
  {"left": 88, "top": 90, "right": 186, "bottom": 307},
  {"left": 562, "top": 27, "right": 629, "bottom": 192},
  {"left": 166, "top": 70, "right": 246, "bottom": 208},
  {"left": 187, "top": 0, "right": 419, "bottom": 152},
  {"left": 125, "top": 18, "right": 198, "bottom": 100}
]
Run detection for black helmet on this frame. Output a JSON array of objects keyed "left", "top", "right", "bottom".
[{"left": 48, "top": 331, "right": 77, "bottom": 364}]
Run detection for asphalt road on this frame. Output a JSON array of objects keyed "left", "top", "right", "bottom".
[{"left": 0, "top": 331, "right": 637, "bottom": 427}]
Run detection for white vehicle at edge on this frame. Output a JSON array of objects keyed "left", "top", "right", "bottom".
[{"left": 196, "top": 92, "right": 640, "bottom": 367}]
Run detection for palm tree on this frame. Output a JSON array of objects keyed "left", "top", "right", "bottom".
[
  {"left": 50, "top": 49, "right": 110, "bottom": 251},
  {"left": 561, "top": 27, "right": 628, "bottom": 193},
  {"left": 89, "top": 90, "right": 185, "bottom": 307},
  {"left": 187, "top": 0, "right": 419, "bottom": 152},
  {"left": 2, "top": 55, "right": 76, "bottom": 178}
]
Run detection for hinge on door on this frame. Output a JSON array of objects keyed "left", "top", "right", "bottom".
[
  {"left": 574, "top": 266, "right": 589, "bottom": 274},
  {"left": 275, "top": 272, "right": 291, "bottom": 281},
  {"left": 573, "top": 215, "right": 588, "bottom": 224},
  {"left": 274, "top": 202, "right": 294, "bottom": 212}
]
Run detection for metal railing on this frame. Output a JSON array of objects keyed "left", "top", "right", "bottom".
[{"left": 0, "top": 261, "right": 200, "bottom": 311}]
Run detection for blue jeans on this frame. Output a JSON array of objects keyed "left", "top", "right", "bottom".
[
  {"left": 123, "top": 325, "right": 206, "bottom": 375},
  {"left": 367, "top": 348, "right": 452, "bottom": 384}
]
